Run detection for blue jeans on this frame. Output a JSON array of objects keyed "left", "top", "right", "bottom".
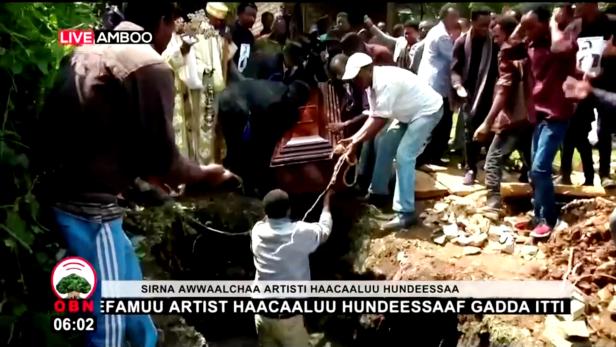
[
  {"left": 393, "top": 108, "right": 443, "bottom": 214},
  {"left": 53, "top": 208, "right": 158, "bottom": 347},
  {"left": 369, "top": 120, "right": 407, "bottom": 195},
  {"left": 530, "top": 119, "right": 568, "bottom": 227}
]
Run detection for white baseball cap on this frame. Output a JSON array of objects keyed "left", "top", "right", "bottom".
[{"left": 341, "top": 52, "right": 373, "bottom": 80}]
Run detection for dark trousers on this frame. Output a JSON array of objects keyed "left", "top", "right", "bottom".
[
  {"left": 484, "top": 128, "right": 532, "bottom": 198},
  {"left": 559, "top": 104, "right": 594, "bottom": 183},
  {"left": 417, "top": 97, "right": 452, "bottom": 166},
  {"left": 462, "top": 107, "right": 488, "bottom": 173},
  {"left": 597, "top": 107, "right": 615, "bottom": 178}
]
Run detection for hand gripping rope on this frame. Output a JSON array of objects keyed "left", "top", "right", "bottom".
[{"left": 301, "top": 145, "right": 358, "bottom": 221}]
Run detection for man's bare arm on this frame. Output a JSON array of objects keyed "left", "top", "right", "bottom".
[{"left": 350, "top": 116, "right": 388, "bottom": 146}]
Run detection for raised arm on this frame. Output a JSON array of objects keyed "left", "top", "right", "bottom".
[
  {"left": 365, "top": 17, "right": 397, "bottom": 50},
  {"left": 298, "top": 190, "right": 334, "bottom": 253}
]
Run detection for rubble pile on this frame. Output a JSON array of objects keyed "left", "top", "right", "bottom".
[
  {"left": 421, "top": 191, "right": 540, "bottom": 259},
  {"left": 539, "top": 198, "right": 616, "bottom": 345}
]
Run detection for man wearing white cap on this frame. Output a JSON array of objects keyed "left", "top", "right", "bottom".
[{"left": 340, "top": 52, "right": 443, "bottom": 229}]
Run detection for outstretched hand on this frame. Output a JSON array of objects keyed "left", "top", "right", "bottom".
[{"left": 192, "top": 164, "right": 243, "bottom": 192}]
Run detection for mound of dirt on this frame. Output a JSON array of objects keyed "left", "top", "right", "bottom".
[
  {"left": 538, "top": 197, "right": 616, "bottom": 344},
  {"left": 540, "top": 198, "right": 616, "bottom": 293}
]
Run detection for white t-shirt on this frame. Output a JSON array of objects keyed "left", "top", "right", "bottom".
[{"left": 366, "top": 65, "right": 443, "bottom": 123}]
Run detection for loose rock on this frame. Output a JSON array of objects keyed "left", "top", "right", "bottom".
[{"left": 463, "top": 246, "right": 482, "bottom": 256}]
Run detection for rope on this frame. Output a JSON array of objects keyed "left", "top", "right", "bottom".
[
  {"left": 183, "top": 214, "right": 251, "bottom": 236},
  {"left": 185, "top": 149, "right": 358, "bottom": 236},
  {"left": 301, "top": 151, "right": 358, "bottom": 222}
]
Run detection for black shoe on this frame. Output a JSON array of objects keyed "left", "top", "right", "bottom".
[
  {"left": 583, "top": 180, "right": 594, "bottom": 187},
  {"left": 382, "top": 213, "right": 418, "bottom": 231}
]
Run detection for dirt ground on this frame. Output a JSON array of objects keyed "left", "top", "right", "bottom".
[{"left": 357, "top": 193, "right": 616, "bottom": 346}]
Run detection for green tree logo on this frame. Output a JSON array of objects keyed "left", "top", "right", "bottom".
[{"left": 55, "top": 273, "right": 92, "bottom": 299}]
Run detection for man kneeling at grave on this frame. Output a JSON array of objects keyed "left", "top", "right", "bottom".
[
  {"left": 338, "top": 52, "right": 443, "bottom": 230},
  {"left": 250, "top": 188, "right": 334, "bottom": 346}
]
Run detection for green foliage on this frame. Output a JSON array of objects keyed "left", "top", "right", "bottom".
[
  {"left": 0, "top": 3, "right": 97, "bottom": 346},
  {"left": 55, "top": 274, "right": 91, "bottom": 295}
]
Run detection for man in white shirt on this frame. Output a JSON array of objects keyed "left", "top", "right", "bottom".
[
  {"left": 251, "top": 188, "right": 333, "bottom": 346},
  {"left": 416, "top": 3, "right": 460, "bottom": 166},
  {"left": 340, "top": 53, "right": 443, "bottom": 230}
]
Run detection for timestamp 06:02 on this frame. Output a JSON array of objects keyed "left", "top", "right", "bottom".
[{"left": 52, "top": 317, "right": 96, "bottom": 332}]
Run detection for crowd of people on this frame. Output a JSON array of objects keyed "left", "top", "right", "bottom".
[
  {"left": 34, "top": 2, "right": 616, "bottom": 347},
  {"left": 320, "top": 3, "right": 616, "bottom": 238}
]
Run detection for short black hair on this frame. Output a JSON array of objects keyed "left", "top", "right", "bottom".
[
  {"left": 261, "top": 11, "right": 274, "bottom": 21},
  {"left": 263, "top": 189, "right": 290, "bottom": 219},
  {"left": 123, "top": 2, "right": 180, "bottom": 33},
  {"left": 340, "top": 32, "right": 363, "bottom": 54},
  {"left": 439, "top": 3, "right": 460, "bottom": 20},
  {"left": 337, "top": 12, "right": 349, "bottom": 19},
  {"left": 471, "top": 7, "right": 493, "bottom": 21},
  {"left": 392, "top": 23, "right": 404, "bottom": 34},
  {"left": 506, "top": 7, "right": 523, "bottom": 22},
  {"left": 238, "top": 3, "right": 257, "bottom": 15},
  {"left": 495, "top": 15, "right": 519, "bottom": 37},
  {"left": 283, "top": 40, "right": 304, "bottom": 64},
  {"left": 102, "top": 5, "right": 124, "bottom": 30},
  {"left": 523, "top": 3, "right": 553, "bottom": 23},
  {"left": 404, "top": 20, "right": 420, "bottom": 31}
]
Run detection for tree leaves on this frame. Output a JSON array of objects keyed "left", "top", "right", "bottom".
[
  {"left": 3, "top": 210, "right": 34, "bottom": 252},
  {"left": 0, "top": 3, "right": 98, "bottom": 345}
]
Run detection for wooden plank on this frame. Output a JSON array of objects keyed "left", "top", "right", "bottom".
[
  {"left": 556, "top": 184, "right": 606, "bottom": 198},
  {"left": 416, "top": 171, "right": 449, "bottom": 199},
  {"left": 501, "top": 182, "right": 606, "bottom": 198},
  {"left": 418, "top": 164, "right": 448, "bottom": 173},
  {"left": 501, "top": 183, "right": 533, "bottom": 198},
  {"left": 434, "top": 171, "right": 485, "bottom": 197}
]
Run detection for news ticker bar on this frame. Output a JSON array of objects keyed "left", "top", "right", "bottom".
[
  {"left": 101, "top": 280, "right": 574, "bottom": 299},
  {"left": 100, "top": 298, "right": 571, "bottom": 315}
]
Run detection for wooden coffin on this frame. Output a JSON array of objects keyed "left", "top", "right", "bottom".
[{"left": 270, "top": 82, "right": 345, "bottom": 194}]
